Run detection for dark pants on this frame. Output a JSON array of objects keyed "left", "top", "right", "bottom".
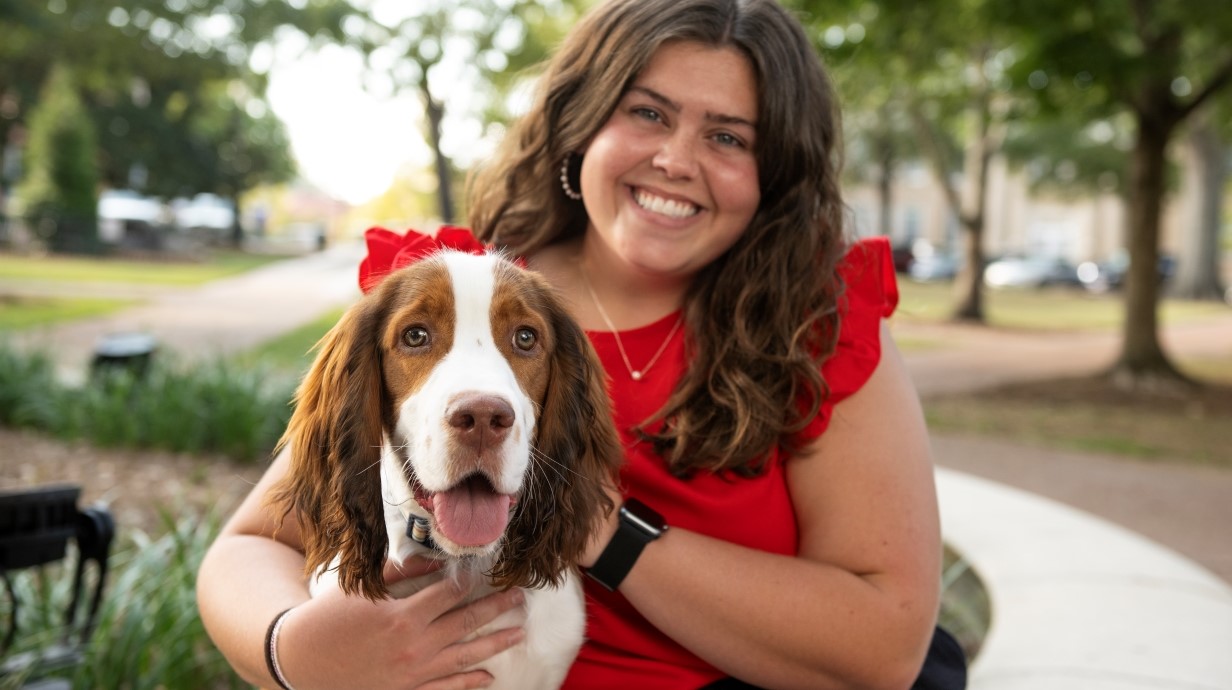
[{"left": 700, "top": 626, "right": 967, "bottom": 690}]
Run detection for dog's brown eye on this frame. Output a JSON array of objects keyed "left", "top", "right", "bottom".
[
  {"left": 403, "top": 327, "right": 430, "bottom": 348},
  {"left": 513, "top": 327, "right": 537, "bottom": 351}
]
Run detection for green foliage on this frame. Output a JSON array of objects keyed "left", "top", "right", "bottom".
[
  {"left": 0, "top": 343, "right": 58, "bottom": 429},
  {"left": 238, "top": 307, "right": 343, "bottom": 374},
  {"left": 14, "top": 64, "right": 99, "bottom": 253},
  {"left": 0, "top": 510, "right": 245, "bottom": 689},
  {"left": 0, "top": 0, "right": 367, "bottom": 211},
  {"left": 73, "top": 511, "right": 244, "bottom": 689},
  {"left": 0, "top": 250, "right": 284, "bottom": 285},
  {"left": 0, "top": 342, "right": 294, "bottom": 463}
]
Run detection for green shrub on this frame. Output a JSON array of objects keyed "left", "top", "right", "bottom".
[
  {"left": 0, "top": 342, "right": 294, "bottom": 463},
  {"left": 15, "top": 64, "right": 100, "bottom": 254},
  {"left": 0, "top": 345, "right": 60, "bottom": 428}
]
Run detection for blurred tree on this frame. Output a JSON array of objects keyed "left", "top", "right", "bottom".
[
  {"left": 358, "top": 0, "right": 584, "bottom": 223},
  {"left": 1, "top": 0, "right": 366, "bottom": 244},
  {"left": 1172, "top": 102, "right": 1227, "bottom": 301},
  {"left": 995, "top": 0, "right": 1232, "bottom": 387},
  {"left": 999, "top": 113, "right": 1133, "bottom": 199},
  {"left": 809, "top": 4, "right": 921, "bottom": 242},
  {"left": 799, "top": 0, "right": 1016, "bottom": 323},
  {"left": 15, "top": 64, "right": 99, "bottom": 253}
]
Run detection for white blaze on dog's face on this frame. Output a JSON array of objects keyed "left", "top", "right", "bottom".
[{"left": 380, "top": 251, "right": 554, "bottom": 555}]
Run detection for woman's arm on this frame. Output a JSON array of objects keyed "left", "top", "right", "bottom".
[
  {"left": 196, "top": 448, "right": 527, "bottom": 690},
  {"left": 585, "top": 325, "right": 941, "bottom": 689}
]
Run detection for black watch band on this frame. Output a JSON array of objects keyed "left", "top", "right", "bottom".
[{"left": 585, "top": 498, "right": 667, "bottom": 591}]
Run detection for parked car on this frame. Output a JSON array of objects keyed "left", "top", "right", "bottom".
[
  {"left": 97, "top": 189, "right": 166, "bottom": 247},
  {"left": 1077, "top": 250, "right": 1176, "bottom": 293},
  {"left": 908, "top": 252, "right": 960, "bottom": 282},
  {"left": 891, "top": 242, "right": 915, "bottom": 274},
  {"left": 983, "top": 255, "right": 1082, "bottom": 289},
  {"left": 173, "top": 193, "right": 235, "bottom": 243}
]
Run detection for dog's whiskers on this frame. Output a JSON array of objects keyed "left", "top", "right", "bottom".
[
  {"left": 530, "top": 446, "right": 582, "bottom": 483},
  {"left": 353, "top": 458, "right": 383, "bottom": 478}
]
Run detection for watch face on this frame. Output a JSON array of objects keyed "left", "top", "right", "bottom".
[{"left": 623, "top": 498, "right": 667, "bottom": 536}]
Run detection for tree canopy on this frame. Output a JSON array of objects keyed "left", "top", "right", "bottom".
[{"left": 1, "top": 0, "right": 367, "bottom": 215}]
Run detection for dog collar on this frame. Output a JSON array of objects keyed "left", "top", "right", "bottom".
[{"left": 406, "top": 515, "right": 441, "bottom": 552}]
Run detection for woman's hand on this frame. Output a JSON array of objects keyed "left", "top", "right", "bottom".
[{"left": 275, "top": 557, "right": 527, "bottom": 690}]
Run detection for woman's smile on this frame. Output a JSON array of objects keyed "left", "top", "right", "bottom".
[{"left": 630, "top": 186, "right": 701, "bottom": 220}]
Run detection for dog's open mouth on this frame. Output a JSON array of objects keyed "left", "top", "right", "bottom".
[{"left": 413, "top": 473, "right": 514, "bottom": 548}]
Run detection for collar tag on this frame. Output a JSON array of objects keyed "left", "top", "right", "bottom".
[{"left": 406, "top": 516, "right": 438, "bottom": 551}]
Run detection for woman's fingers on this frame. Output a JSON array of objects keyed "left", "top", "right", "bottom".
[
  {"left": 381, "top": 583, "right": 525, "bottom": 687},
  {"left": 433, "top": 587, "right": 525, "bottom": 642},
  {"left": 438, "top": 625, "right": 526, "bottom": 678}
]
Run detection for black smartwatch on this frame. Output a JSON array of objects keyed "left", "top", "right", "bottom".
[{"left": 585, "top": 498, "right": 667, "bottom": 591}]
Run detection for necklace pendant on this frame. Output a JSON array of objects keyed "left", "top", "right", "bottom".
[{"left": 631, "top": 371, "right": 643, "bottom": 381}]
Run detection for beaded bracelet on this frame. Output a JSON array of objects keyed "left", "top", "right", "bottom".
[{"left": 264, "top": 607, "right": 297, "bottom": 690}]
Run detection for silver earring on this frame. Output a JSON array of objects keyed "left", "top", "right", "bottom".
[{"left": 560, "top": 154, "right": 582, "bottom": 200}]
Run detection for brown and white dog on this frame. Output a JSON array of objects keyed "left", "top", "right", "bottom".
[{"left": 270, "top": 249, "right": 622, "bottom": 689}]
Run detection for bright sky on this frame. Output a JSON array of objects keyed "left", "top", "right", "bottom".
[
  {"left": 264, "top": 42, "right": 432, "bottom": 205},
  {"left": 260, "top": 2, "right": 516, "bottom": 206}
]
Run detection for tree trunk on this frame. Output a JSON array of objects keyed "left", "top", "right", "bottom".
[
  {"left": 1111, "top": 114, "right": 1187, "bottom": 387},
  {"left": 229, "top": 192, "right": 244, "bottom": 249},
  {"left": 1171, "top": 110, "right": 1226, "bottom": 300},
  {"left": 421, "top": 85, "right": 454, "bottom": 225},
  {"left": 950, "top": 96, "right": 996, "bottom": 323},
  {"left": 875, "top": 130, "right": 894, "bottom": 238}
]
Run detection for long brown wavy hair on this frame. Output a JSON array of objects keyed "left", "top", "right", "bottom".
[{"left": 469, "top": 0, "right": 848, "bottom": 476}]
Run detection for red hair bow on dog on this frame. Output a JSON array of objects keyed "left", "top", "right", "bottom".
[{"left": 358, "top": 226, "right": 489, "bottom": 293}]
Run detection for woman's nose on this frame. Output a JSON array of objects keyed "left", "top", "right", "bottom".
[{"left": 652, "top": 130, "right": 700, "bottom": 180}]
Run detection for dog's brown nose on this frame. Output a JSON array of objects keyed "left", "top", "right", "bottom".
[{"left": 447, "top": 394, "right": 515, "bottom": 452}]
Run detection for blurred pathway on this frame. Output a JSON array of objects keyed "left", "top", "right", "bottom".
[{"left": 8, "top": 241, "right": 364, "bottom": 383}]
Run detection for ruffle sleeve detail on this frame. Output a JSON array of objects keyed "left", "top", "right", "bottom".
[{"left": 793, "top": 236, "right": 899, "bottom": 443}]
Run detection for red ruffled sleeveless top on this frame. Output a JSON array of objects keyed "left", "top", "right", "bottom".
[{"left": 562, "top": 237, "right": 899, "bottom": 689}]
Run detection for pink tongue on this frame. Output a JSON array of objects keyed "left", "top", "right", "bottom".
[{"left": 432, "top": 479, "right": 512, "bottom": 547}]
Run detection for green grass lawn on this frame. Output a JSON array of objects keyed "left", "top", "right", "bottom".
[
  {"left": 0, "top": 250, "right": 290, "bottom": 331},
  {"left": 896, "top": 280, "right": 1230, "bottom": 331},
  {"left": 237, "top": 308, "right": 344, "bottom": 373},
  {"left": 0, "top": 294, "right": 137, "bottom": 329},
  {"left": 0, "top": 250, "right": 284, "bottom": 286}
]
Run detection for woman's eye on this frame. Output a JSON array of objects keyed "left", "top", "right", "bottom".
[
  {"left": 403, "top": 327, "right": 430, "bottom": 348},
  {"left": 714, "top": 132, "right": 744, "bottom": 148},
  {"left": 513, "top": 327, "right": 537, "bottom": 351},
  {"left": 633, "top": 107, "right": 663, "bottom": 123}
]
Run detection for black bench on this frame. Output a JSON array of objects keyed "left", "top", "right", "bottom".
[{"left": 0, "top": 485, "right": 115, "bottom": 688}]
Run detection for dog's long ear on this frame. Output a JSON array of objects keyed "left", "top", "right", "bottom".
[
  {"left": 268, "top": 297, "right": 390, "bottom": 600},
  {"left": 492, "top": 296, "right": 623, "bottom": 589}
]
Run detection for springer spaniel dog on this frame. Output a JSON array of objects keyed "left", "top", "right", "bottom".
[{"left": 270, "top": 241, "right": 622, "bottom": 689}]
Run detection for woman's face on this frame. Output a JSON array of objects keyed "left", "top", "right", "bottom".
[{"left": 579, "top": 41, "right": 760, "bottom": 282}]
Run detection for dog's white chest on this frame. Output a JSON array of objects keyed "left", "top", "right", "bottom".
[
  {"left": 313, "top": 566, "right": 585, "bottom": 690},
  {"left": 467, "top": 572, "right": 586, "bottom": 690}
]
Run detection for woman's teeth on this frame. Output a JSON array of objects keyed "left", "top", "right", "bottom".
[{"left": 634, "top": 189, "right": 699, "bottom": 219}]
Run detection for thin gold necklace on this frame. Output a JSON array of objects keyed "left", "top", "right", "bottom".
[{"left": 581, "top": 274, "right": 683, "bottom": 381}]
